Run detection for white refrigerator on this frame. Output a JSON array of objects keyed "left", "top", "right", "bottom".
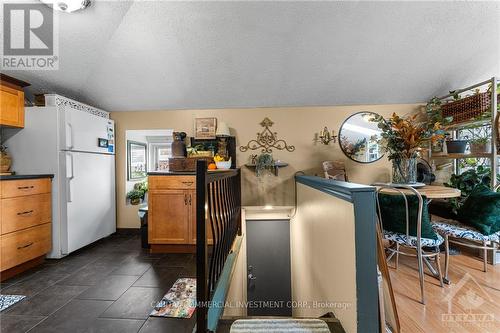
[{"left": 4, "top": 95, "right": 116, "bottom": 258}]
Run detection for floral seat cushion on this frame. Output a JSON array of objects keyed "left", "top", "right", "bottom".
[
  {"left": 432, "top": 219, "right": 500, "bottom": 243},
  {"left": 383, "top": 230, "right": 444, "bottom": 247}
]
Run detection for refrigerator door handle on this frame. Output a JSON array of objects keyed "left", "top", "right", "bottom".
[
  {"left": 67, "top": 123, "right": 74, "bottom": 150},
  {"left": 67, "top": 153, "right": 74, "bottom": 202}
]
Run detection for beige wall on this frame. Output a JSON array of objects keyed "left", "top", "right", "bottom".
[
  {"left": 111, "top": 103, "right": 420, "bottom": 228},
  {"left": 291, "top": 183, "right": 358, "bottom": 333}
]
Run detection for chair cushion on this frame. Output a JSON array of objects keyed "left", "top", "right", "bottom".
[
  {"left": 383, "top": 230, "right": 444, "bottom": 247},
  {"left": 429, "top": 200, "right": 458, "bottom": 220},
  {"left": 457, "top": 185, "right": 500, "bottom": 236},
  {"left": 432, "top": 219, "right": 500, "bottom": 242},
  {"left": 378, "top": 193, "right": 439, "bottom": 240}
]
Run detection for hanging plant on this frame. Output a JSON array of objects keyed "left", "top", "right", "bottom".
[{"left": 255, "top": 153, "right": 274, "bottom": 177}]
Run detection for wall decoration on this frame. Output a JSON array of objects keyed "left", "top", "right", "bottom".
[
  {"left": 195, "top": 118, "right": 217, "bottom": 139},
  {"left": 338, "top": 112, "right": 384, "bottom": 163},
  {"left": 127, "top": 140, "right": 147, "bottom": 180},
  {"left": 51, "top": 95, "right": 110, "bottom": 119},
  {"left": 317, "top": 126, "right": 337, "bottom": 145},
  {"left": 240, "top": 117, "right": 295, "bottom": 153}
]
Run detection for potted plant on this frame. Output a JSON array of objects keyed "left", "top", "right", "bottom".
[
  {"left": 127, "top": 181, "right": 148, "bottom": 205},
  {"left": 127, "top": 189, "right": 144, "bottom": 205},
  {"left": 255, "top": 153, "right": 274, "bottom": 177},
  {"left": 446, "top": 137, "right": 468, "bottom": 154},
  {"left": 135, "top": 180, "right": 148, "bottom": 194},
  {"left": 469, "top": 137, "right": 491, "bottom": 154},
  {"left": 374, "top": 113, "right": 445, "bottom": 184}
]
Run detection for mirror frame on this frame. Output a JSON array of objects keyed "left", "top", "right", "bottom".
[{"left": 338, "top": 111, "right": 385, "bottom": 164}]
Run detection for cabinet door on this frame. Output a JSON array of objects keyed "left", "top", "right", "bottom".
[
  {"left": 0, "top": 84, "right": 24, "bottom": 128},
  {"left": 148, "top": 190, "right": 189, "bottom": 244},
  {"left": 188, "top": 191, "right": 213, "bottom": 245}
]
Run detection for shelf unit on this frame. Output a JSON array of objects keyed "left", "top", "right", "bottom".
[{"left": 428, "top": 77, "right": 498, "bottom": 188}]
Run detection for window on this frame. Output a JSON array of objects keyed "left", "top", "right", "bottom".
[{"left": 149, "top": 143, "right": 172, "bottom": 171}]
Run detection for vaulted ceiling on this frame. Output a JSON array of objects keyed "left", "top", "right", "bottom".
[{"left": 3, "top": 1, "right": 499, "bottom": 111}]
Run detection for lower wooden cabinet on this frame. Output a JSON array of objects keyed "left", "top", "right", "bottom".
[
  {"left": 1, "top": 223, "right": 51, "bottom": 271},
  {"left": 148, "top": 189, "right": 192, "bottom": 244},
  {"left": 148, "top": 175, "right": 212, "bottom": 251},
  {"left": 1, "top": 193, "right": 51, "bottom": 234},
  {"left": 0, "top": 176, "right": 52, "bottom": 280}
]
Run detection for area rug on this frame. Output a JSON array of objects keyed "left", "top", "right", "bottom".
[
  {"left": 150, "top": 278, "right": 196, "bottom": 318},
  {"left": 0, "top": 294, "right": 25, "bottom": 312}
]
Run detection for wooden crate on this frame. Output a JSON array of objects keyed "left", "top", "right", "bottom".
[{"left": 168, "top": 157, "right": 213, "bottom": 172}]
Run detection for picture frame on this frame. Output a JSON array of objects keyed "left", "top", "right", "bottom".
[
  {"left": 195, "top": 117, "right": 217, "bottom": 139},
  {"left": 127, "top": 140, "right": 147, "bottom": 180}
]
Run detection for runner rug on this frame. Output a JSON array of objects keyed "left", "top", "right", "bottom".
[
  {"left": 0, "top": 294, "right": 25, "bottom": 312},
  {"left": 150, "top": 278, "right": 196, "bottom": 318}
]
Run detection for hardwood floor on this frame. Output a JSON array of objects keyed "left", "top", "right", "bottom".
[{"left": 390, "top": 251, "right": 500, "bottom": 333}]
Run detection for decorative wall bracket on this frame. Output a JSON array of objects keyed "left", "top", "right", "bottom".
[{"left": 239, "top": 117, "right": 295, "bottom": 153}]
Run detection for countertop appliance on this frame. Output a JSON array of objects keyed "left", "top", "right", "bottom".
[{"left": 3, "top": 94, "right": 116, "bottom": 258}]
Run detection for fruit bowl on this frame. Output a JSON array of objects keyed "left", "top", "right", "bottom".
[{"left": 215, "top": 160, "right": 231, "bottom": 170}]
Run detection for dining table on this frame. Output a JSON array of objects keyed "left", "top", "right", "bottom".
[
  {"left": 413, "top": 185, "right": 461, "bottom": 200},
  {"left": 375, "top": 183, "right": 461, "bottom": 284}
]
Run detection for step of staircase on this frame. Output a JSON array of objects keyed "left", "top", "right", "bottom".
[{"left": 230, "top": 318, "right": 330, "bottom": 333}]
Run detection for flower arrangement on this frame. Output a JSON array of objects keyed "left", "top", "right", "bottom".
[
  {"left": 373, "top": 113, "right": 445, "bottom": 160},
  {"left": 339, "top": 136, "right": 367, "bottom": 157}
]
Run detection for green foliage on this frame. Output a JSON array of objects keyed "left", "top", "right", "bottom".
[
  {"left": 425, "top": 97, "right": 453, "bottom": 127},
  {"left": 444, "top": 166, "right": 499, "bottom": 213},
  {"left": 126, "top": 189, "right": 144, "bottom": 200},
  {"left": 469, "top": 137, "right": 489, "bottom": 145},
  {"left": 127, "top": 181, "right": 148, "bottom": 201},
  {"left": 372, "top": 113, "right": 446, "bottom": 160},
  {"left": 134, "top": 180, "right": 148, "bottom": 193},
  {"left": 255, "top": 153, "right": 274, "bottom": 177},
  {"left": 340, "top": 136, "right": 367, "bottom": 157}
]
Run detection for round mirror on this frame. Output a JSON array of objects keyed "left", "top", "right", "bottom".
[{"left": 339, "top": 112, "right": 384, "bottom": 163}]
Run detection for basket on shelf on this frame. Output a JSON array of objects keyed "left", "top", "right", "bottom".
[{"left": 441, "top": 92, "right": 497, "bottom": 125}]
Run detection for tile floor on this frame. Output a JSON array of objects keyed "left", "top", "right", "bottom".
[{"left": 0, "top": 233, "right": 197, "bottom": 333}]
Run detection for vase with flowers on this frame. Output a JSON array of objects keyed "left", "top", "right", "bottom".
[{"left": 373, "top": 113, "right": 445, "bottom": 184}]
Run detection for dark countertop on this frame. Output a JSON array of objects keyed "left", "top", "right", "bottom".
[
  {"left": 148, "top": 171, "right": 196, "bottom": 176},
  {"left": 0, "top": 174, "right": 54, "bottom": 180}
]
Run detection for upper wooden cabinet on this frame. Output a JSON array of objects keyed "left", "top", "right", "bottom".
[{"left": 0, "top": 74, "right": 30, "bottom": 128}]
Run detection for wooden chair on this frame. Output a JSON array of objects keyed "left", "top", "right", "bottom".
[
  {"left": 376, "top": 185, "right": 444, "bottom": 305},
  {"left": 322, "top": 161, "right": 348, "bottom": 181}
]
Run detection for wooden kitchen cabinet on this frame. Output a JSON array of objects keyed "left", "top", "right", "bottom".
[
  {"left": 0, "top": 74, "right": 30, "bottom": 128},
  {"left": 148, "top": 175, "right": 212, "bottom": 252},
  {"left": 0, "top": 175, "right": 52, "bottom": 280},
  {"left": 148, "top": 189, "right": 191, "bottom": 244}
]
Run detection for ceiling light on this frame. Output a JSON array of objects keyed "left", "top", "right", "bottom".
[{"left": 40, "top": 0, "right": 91, "bottom": 13}]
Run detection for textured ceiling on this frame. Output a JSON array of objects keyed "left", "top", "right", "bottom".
[{"left": 3, "top": 1, "right": 500, "bottom": 111}]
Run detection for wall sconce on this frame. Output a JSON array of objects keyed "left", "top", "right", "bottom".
[{"left": 318, "top": 127, "right": 337, "bottom": 145}]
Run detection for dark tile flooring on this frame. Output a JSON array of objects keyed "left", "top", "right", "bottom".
[{"left": 0, "top": 233, "right": 197, "bottom": 333}]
